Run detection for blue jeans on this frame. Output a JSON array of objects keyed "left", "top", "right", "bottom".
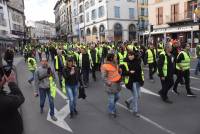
[
  {"left": 195, "top": 58, "right": 200, "bottom": 75},
  {"left": 127, "top": 82, "right": 141, "bottom": 112},
  {"left": 29, "top": 70, "right": 35, "bottom": 82},
  {"left": 108, "top": 92, "right": 120, "bottom": 114},
  {"left": 66, "top": 85, "right": 78, "bottom": 113},
  {"left": 39, "top": 88, "right": 55, "bottom": 116}
]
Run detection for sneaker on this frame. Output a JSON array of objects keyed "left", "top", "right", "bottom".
[
  {"left": 28, "top": 80, "right": 31, "bottom": 84},
  {"left": 187, "top": 92, "right": 197, "bottom": 97},
  {"left": 172, "top": 89, "right": 180, "bottom": 95},
  {"left": 133, "top": 112, "right": 140, "bottom": 118},
  {"left": 108, "top": 112, "right": 117, "bottom": 118},
  {"left": 70, "top": 112, "right": 74, "bottom": 119},
  {"left": 74, "top": 109, "right": 78, "bottom": 115},
  {"left": 163, "top": 99, "right": 173, "bottom": 104},
  {"left": 51, "top": 116, "right": 58, "bottom": 121},
  {"left": 40, "top": 108, "right": 43, "bottom": 114},
  {"left": 125, "top": 101, "right": 130, "bottom": 109},
  {"left": 149, "top": 79, "right": 155, "bottom": 83},
  {"left": 34, "top": 93, "right": 39, "bottom": 97}
]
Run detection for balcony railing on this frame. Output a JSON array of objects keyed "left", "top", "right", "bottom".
[
  {"left": 0, "top": 19, "right": 7, "bottom": 26},
  {"left": 166, "top": 11, "right": 193, "bottom": 24}
]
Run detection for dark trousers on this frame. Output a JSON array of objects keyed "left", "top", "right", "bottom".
[
  {"left": 39, "top": 88, "right": 54, "bottom": 116},
  {"left": 159, "top": 77, "right": 174, "bottom": 100},
  {"left": 149, "top": 62, "right": 157, "bottom": 79},
  {"left": 173, "top": 70, "right": 192, "bottom": 94},
  {"left": 57, "top": 70, "right": 63, "bottom": 88},
  {"left": 92, "top": 64, "right": 97, "bottom": 81},
  {"left": 81, "top": 67, "right": 90, "bottom": 86}
]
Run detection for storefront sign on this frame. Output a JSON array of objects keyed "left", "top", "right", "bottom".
[{"left": 144, "top": 25, "right": 199, "bottom": 35}]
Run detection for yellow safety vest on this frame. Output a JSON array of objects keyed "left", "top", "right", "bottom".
[
  {"left": 176, "top": 51, "right": 190, "bottom": 71},
  {"left": 28, "top": 57, "right": 37, "bottom": 71}
]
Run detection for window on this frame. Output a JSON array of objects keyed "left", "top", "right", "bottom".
[
  {"left": 86, "top": 12, "right": 89, "bottom": 22},
  {"left": 80, "top": 15, "right": 84, "bottom": 23},
  {"left": 90, "top": 0, "right": 95, "bottom": 6},
  {"left": 171, "top": 4, "right": 179, "bottom": 22},
  {"left": 79, "top": 5, "right": 83, "bottom": 13},
  {"left": 91, "top": 9, "right": 96, "bottom": 20},
  {"left": 85, "top": 2, "right": 89, "bottom": 9},
  {"left": 98, "top": 6, "right": 105, "bottom": 18},
  {"left": 114, "top": 6, "right": 120, "bottom": 18},
  {"left": 156, "top": 7, "right": 163, "bottom": 25},
  {"left": 129, "top": 8, "right": 134, "bottom": 19}
]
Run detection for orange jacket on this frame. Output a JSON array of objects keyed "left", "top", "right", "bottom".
[{"left": 101, "top": 63, "right": 121, "bottom": 83}]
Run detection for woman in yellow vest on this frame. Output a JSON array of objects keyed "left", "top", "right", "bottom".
[{"left": 173, "top": 44, "right": 196, "bottom": 97}]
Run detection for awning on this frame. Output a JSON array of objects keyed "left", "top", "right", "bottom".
[{"left": 143, "top": 25, "right": 199, "bottom": 35}]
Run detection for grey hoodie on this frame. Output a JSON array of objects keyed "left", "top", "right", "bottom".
[{"left": 35, "top": 66, "right": 50, "bottom": 90}]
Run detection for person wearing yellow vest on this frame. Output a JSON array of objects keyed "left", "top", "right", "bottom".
[
  {"left": 173, "top": 44, "right": 196, "bottom": 97},
  {"left": 34, "top": 58, "right": 57, "bottom": 121},
  {"left": 27, "top": 52, "right": 37, "bottom": 85},
  {"left": 89, "top": 44, "right": 99, "bottom": 81},
  {"left": 63, "top": 57, "right": 80, "bottom": 118},
  {"left": 79, "top": 47, "right": 93, "bottom": 88},
  {"left": 101, "top": 53, "right": 121, "bottom": 118},
  {"left": 157, "top": 41, "right": 164, "bottom": 55},
  {"left": 195, "top": 44, "right": 200, "bottom": 75},
  {"left": 145, "top": 43, "right": 157, "bottom": 81},
  {"left": 120, "top": 51, "right": 144, "bottom": 117},
  {"left": 117, "top": 46, "right": 127, "bottom": 65},
  {"left": 54, "top": 49, "right": 66, "bottom": 89},
  {"left": 157, "top": 43, "right": 174, "bottom": 103}
]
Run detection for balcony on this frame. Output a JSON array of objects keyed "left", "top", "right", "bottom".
[
  {"left": 166, "top": 11, "right": 193, "bottom": 25},
  {"left": 0, "top": 19, "right": 7, "bottom": 26}
]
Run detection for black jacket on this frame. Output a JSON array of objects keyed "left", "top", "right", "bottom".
[
  {"left": 63, "top": 66, "right": 79, "bottom": 86},
  {"left": 0, "top": 82, "right": 25, "bottom": 134},
  {"left": 121, "top": 58, "right": 144, "bottom": 90}
]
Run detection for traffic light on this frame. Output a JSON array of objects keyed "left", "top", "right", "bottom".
[{"left": 150, "top": 25, "right": 153, "bottom": 32}]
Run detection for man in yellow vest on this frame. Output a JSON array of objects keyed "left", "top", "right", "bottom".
[
  {"left": 27, "top": 52, "right": 37, "bottom": 85},
  {"left": 145, "top": 43, "right": 157, "bottom": 81},
  {"left": 54, "top": 49, "right": 66, "bottom": 89},
  {"left": 173, "top": 44, "right": 196, "bottom": 97},
  {"left": 35, "top": 58, "right": 57, "bottom": 121},
  {"left": 157, "top": 43, "right": 174, "bottom": 103}
]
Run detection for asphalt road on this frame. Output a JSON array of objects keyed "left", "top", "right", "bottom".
[{"left": 13, "top": 57, "right": 200, "bottom": 134}]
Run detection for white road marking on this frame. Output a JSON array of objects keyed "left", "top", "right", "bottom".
[
  {"left": 190, "top": 76, "right": 200, "bottom": 80},
  {"left": 117, "top": 103, "right": 176, "bottom": 134},
  {"left": 122, "top": 85, "right": 159, "bottom": 97},
  {"left": 191, "top": 87, "right": 200, "bottom": 91},
  {"left": 47, "top": 88, "right": 73, "bottom": 133}
]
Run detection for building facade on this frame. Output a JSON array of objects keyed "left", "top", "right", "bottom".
[
  {"left": 54, "top": 0, "right": 73, "bottom": 41},
  {"left": 70, "top": 0, "right": 139, "bottom": 43},
  {"left": 0, "top": 0, "right": 10, "bottom": 38},
  {"left": 26, "top": 20, "right": 56, "bottom": 43},
  {"left": 147, "top": 0, "right": 199, "bottom": 46},
  {"left": 7, "top": 0, "right": 26, "bottom": 46}
]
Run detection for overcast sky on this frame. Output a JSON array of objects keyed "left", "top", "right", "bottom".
[{"left": 24, "top": 0, "right": 57, "bottom": 23}]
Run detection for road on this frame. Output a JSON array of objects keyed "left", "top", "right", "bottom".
[{"left": 13, "top": 57, "right": 200, "bottom": 134}]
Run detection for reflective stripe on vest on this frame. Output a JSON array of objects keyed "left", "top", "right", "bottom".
[
  {"left": 176, "top": 51, "right": 190, "bottom": 71},
  {"left": 49, "top": 76, "right": 57, "bottom": 98},
  {"left": 147, "top": 49, "right": 154, "bottom": 64},
  {"left": 160, "top": 51, "right": 168, "bottom": 77},
  {"left": 118, "top": 52, "right": 127, "bottom": 65},
  {"left": 55, "top": 55, "right": 66, "bottom": 70},
  {"left": 28, "top": 57, "right": 37, "bottom": 71}
]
